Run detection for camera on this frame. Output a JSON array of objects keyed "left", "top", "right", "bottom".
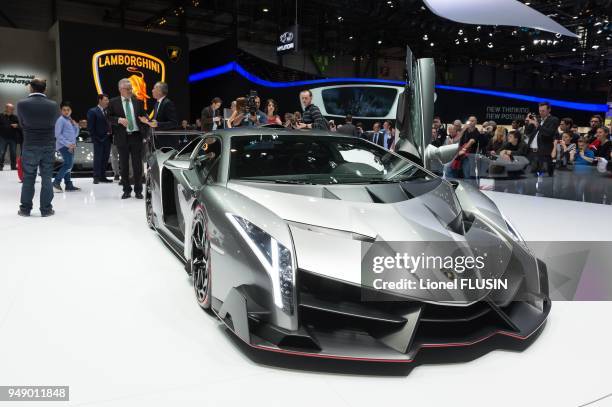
[{"left": 245, "top": 90, "right": 258, "bottom": 116}]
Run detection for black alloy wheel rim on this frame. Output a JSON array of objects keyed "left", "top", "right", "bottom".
[
  {"left": 192, "top": 212, "right": 209, "bottom": 305},
  {"left": 145, "top": 177, "right": 153, "bottom": 226}
]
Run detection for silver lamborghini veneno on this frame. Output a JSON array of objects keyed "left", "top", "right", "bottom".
[
  {"left": 144, "top": 49, "right": 549, "bottom": 362},
  {"left": 145, "top": 127, "right": 550, "bottom": 362}
]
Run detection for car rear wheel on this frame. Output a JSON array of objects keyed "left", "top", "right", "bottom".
[
  {"left": 192, "top": 204, "right": 211, "bottom": 310},
  {"left": 145, "top": 175, "right": 154, "bottom": 230}
]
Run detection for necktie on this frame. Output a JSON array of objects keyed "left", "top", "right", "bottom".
[
  {"left": 154, "top": 101, "right": 160, "bottom": 120},
  {"left": 124, "top": 98, "right": 135, "bottom": 132}
]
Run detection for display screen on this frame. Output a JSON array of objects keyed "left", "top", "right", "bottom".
[{"left": 322, "top": 87, "right": 397, "bottom": 117}]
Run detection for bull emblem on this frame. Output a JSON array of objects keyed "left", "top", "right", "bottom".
[{"left": 127, "top": 66, "right": 151, "bottom": 110}]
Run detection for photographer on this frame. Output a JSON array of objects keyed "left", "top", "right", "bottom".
[
  {"left": 552, "top": 131, "right": 576, "bottom": 168},
  {"left": 227, "top": 97, "right": 257, "bottom": 128},
  {"left": 525, "top": 101, "right": 559, "bottom": 176},
  {"left": 574, "top": 137, "right": 595, "bottom": 167},
  {"left": 283, "top": 112, "right": 295, "bottom": 128}
]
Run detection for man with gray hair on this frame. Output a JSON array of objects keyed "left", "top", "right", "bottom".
[
  {"left": 139, "top": 81, "right": 178, "bottom": 148},
  {"left": 107, "top": 78, "right": 148, "bottom": 199}
]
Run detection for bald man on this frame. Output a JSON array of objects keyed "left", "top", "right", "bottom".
[{"left": 0, "top": 103, "right": 19, "bottom": 170}]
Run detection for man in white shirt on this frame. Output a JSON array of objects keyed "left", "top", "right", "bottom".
[{"left": 525, "top": 101, "right": 560, "bottom": 176}]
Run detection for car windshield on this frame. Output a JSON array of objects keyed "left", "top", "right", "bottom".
[{"left": 229, "top": 134, "right": 431, "bottom": 184}]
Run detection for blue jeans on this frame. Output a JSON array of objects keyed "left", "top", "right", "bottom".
[
  {"left": 0, "top": 136, "right": 17, "bottom": 169},
  {"left": 20, "top": 145, "right": 55, "bottom": 213},
  {"left": 53, "top": 146, "right": 74, "bottom": 186}
]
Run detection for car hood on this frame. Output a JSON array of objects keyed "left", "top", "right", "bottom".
[{"left": 227, "top": 180, "right": 516, "bottom": 303}]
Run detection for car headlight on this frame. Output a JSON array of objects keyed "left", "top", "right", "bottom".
[{"left": 226, "top": 214, "right": 294, "bottom": 314}]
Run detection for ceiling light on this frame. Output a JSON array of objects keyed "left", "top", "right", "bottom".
[
  {"left": 455, "top": 39, "right": 460, "bottom": 44},
  {"left": 592, "top": 44, "right": 600, "bottom": 49},
  {"left": 337, "top": 16, "right": 343, "bottom": 21},
  {"left": 262, "top": 8, "right": 269, "bottom": 12},
  {"left": 377, "top": 40, "right": 382, "bottom": 44},
  {"left": 520, "top": 46, "right": 526, "bottom": 51},
  {"left": 487, "top": 42, "right": 494, "bottom": 48},
  {"left": 430, "top": 42, "right": 435, "bottom": 47},
  {"left": 349, "top": 36, "right": 353, "bottom": 40},
  {"left": 572, "top": 47, "right": 577, "bottom": 51},
  {"left": 458, "top": 29, "right": 464, "bottom": 35},
  {"left": 423, "top": 34, "right": 429, "bottom": 40}
]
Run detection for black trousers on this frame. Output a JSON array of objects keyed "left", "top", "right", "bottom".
[
  {"left": 0, "top": 136, "right": 17, "bottom": 169},
  {"left": 529, "top": 151, "right": 554, "bottom": 176},
  {"left": 92, "top": 137, "right": 111, "bottom": 179},
  {"left": 118, "top": 135, "right": 143, "bottom": 194}
]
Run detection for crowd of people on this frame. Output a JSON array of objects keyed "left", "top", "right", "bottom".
[
  {"left": 1, "top": 77, "right": 183, "bottom": 216},
  {"left": 2, "top": 76, "right": 611, "bottom": 217},
  {"left": 430, "top": 103, "right": 612, "bottom": 179}
]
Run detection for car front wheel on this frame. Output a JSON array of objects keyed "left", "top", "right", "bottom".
[{"left": 191, "top": 204, "right": 211, "bottom": 310}]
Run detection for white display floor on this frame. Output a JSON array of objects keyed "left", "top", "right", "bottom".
[{"left": 1, "top": 169, "right": 611, "bottom": 407}]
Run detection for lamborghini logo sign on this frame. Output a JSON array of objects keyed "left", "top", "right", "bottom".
[
  {"left": 92, "top": 49, "right": 165, "bottom": 111},
  {"left": 167, "top": 46, "right": 181, "bottom": 63}
]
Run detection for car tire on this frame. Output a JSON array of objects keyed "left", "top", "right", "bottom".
[
  {"left": 145, "top": 174, "right": 155, "bottom": 230},
  {"left": 192, "top": 204, "right": 212, "bottom": 310}
]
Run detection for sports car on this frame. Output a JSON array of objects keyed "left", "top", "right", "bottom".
[
  {"left": 53, "top": 132, "right": 112, "bottom": 176},
  {"left": 145, "top": 126, "right": 550, "bottom": 362}
]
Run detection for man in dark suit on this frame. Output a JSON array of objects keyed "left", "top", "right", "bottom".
[
  {"left": 369, "top": 122, "right": 393, "bottom": 149},
  {"left": 141, "top": 81, "right": 178, "bottom": 150},
  {"left": 87, "top": 94, "right": 112, "bottom": 184},
  {"left": 107, "top": 78, "right": 148, "bottom": 199},
  {"left": 200, "top": 97, "right": 223, "bottom": 132},
  {"left": 525, "top": 101, "right": 559, "bottom": 176},
  {"left": 337, "top": 114, "right": 358, "bottom": 137},
  {"left": 0, "top": 103, "right": 19, "bottom": 170},
  {"left": 16, "top": 78, "right": 59, "bottom": 217}
]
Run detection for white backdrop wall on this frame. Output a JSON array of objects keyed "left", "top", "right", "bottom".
[{"left": 0, "top": 26, "right": 58, "bottom": 111}]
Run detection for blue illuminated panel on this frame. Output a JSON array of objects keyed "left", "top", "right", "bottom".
[{"left": 188, "top": 62, "right": 608, "bottom": 112}]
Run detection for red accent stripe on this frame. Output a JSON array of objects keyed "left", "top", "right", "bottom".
[
  {"left": 212, "top": 306, "right": 546, "bottom": 363},
  {"left": 249, "top": 344, "right": 414, "bottom": 363}
]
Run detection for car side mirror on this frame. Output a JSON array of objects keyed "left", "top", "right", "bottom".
[
  {"left": 165, "top": 159, "right": 193, "bottom": 170},
  {"left": 196, "top": 152, "right": 216, "bottom": 165}
]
